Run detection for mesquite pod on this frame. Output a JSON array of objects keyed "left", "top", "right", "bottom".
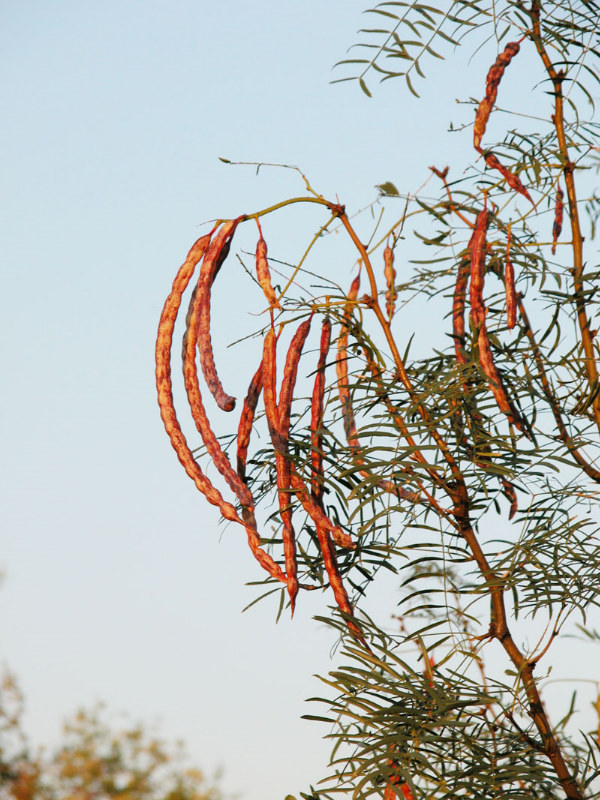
[
  {"left": 473, "top": 40, "right": 533, "bottom": 205},
  {"left": 483, "top": 152, "right": 533, "bottom": 204},
  {"left": 336, "top": 275, "right": 361, "bottom": 449},
  {"left": 552, "top": 185, "right": 564, "bottom": 255},
  {"left": 384, "top": 243, "right": 397, "bottom": 319},
  {"left": 277, "top": 318, "right": 313, "bottom": 612},
  {"left": 290, "top": 468, "right": 355, "bottom": 550},
  {"left": 183, "top": 283, "right": 253, "bottom": 504},
  {"left": 453, "top": 230, "right": 476, "bottom": 366},
  {"left": 236, "top": 362, "right": 263, "bottom": 482},
  {"left": 155, "top": 233, "right": 243, "bottom": 526},
  {"left": 181, "top": 255, "right": 290, "bottom": 584},
  {"left": 474, "top": 41, "right": 521, "bottom": 152},
  {"left": 255, "top": 222, "right": 282, "bottom": 310},
  {"left": 469, "top": 206, "right": 489, "bottom": 329},
  {"left": 505, "top": 226, "right": 516, "bottom": 330},
  {"left": 197, "top": 219, "right": 240, "bottom": 412},
  {"left": 469, "top": 207, "right": 527, "bottom": 432},
  {"left": 311, "top": 318, "right": 331, "bottom": 506}
]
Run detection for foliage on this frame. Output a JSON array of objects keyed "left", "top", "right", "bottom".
[
  {"left": 0, "top": 673, "right": 225, "bottom": 800},
  {"left": 155, "top": 1, "right": 600, "bottom": 798}
]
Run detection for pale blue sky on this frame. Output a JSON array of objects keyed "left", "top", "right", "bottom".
[{"left": 2, "top": 3, "right": 599, "bottom": 799}]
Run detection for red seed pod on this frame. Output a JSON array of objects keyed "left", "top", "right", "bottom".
[
  {"left": 483, "top": 152, "right": 533, "bottom": 205},
  {"left": 384, "top": 243, "right": 397, "bottom": 319},
  {"left": 181, "top": 268, "right": 289, "bottom": 585},
  {"left": 505, "top": 227, "right": 516, "bottom": 330},
  {"left": 255, "top": 224, "right": 282, "bottom": 310},
  {"left": 478, "top": 324, "right": 527, "bottom": 433},
  {"left": 236, "top": 362, "right": 263, "bottom": 482},
  {"left": 336, "top": 275, "right": 361, "bottom": 450},
  {"left": 469, "top": 205, "right": 489, "bottom": 330},
  {"left": 315, "top": 520, "right": 365, "bottom": 643},
  {"left": 552, "top": 185, "right": 564, "bottom": 255},
  {"left": 311, "top": 318, "right": 331, "bottom": 506},
  {"left": 279, "top": 319, "right": 312, "bottom": 435},
  {"left": 474, "top": 41, "right": 521, "bottom": 152},
  {"left": 155, "top": 233, "right": 242, "bottom": 525},
  {"left": 197, "top": 219, "right": 240, "bottom": 412},
  {"left": 276, "top": 318, "right": 312, "bottom": 613},
  {"left": 183, "top": 282, "right": 253, "bottom": 508},
  {"left": 290, "top": 468, "right": 355, "bottom": 550},
  {"left": 468, "top": 207, "right": 527, "bottom": 432},
  {"left": 453, "top": 230, "right": 476, "bottom": 366}
]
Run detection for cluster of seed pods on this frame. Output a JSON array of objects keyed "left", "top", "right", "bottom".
[{"left": 155, "top": 218, "right": 365, "bottom": 638}]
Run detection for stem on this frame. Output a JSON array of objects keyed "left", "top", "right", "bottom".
[
  {"left": 337, "top": 210, "right": 466, "bottom": 492},
  {"left": 529, "top": 0, "right": 600, "bottom": 434},
  {"left": 517, "top": 294, "right": 600, "bottom": 482}
]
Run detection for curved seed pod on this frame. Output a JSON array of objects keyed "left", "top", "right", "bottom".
[
  {"left": 384, "top": 243, "right": 397, "bottom": 319},
  {"left": 182, "top": 258, "right": 289, "bottom": 584},
  {"left": 236, "top": 362, "right": 263, "bottom": 482},
  {"left": 469, "top": 207, "right": 527, "bottom": 433},
  {"left": 255, "top": 223, "right": 282, "bottom": 310},
  {"left": 290, "top": 468, "right": 355, "bottom": 550},
  {"left": 279, "top": 318, "right": 312, "bottom": 435},
  {"left": 262, "top": 327, "right": 298, "bottom": 611},
  {"left": 505, "top": 226, "right": 516, "bottom": 330},
  {"left": 469, "top": 206, "right": 489, "bottom": 330},
  {"left": 552, "top": 185, "right": 564, "bottom": 255},
  {"left": 277, "top": 318, "right": 313, "bottom": 613},
  {"left": 155, "top": 233, "right": 242, "bottom": 526},
  {"left": 183, "top": 284, "right": 253, "bottom": 507},
  {"left": 197, "top": 219, "right": 240, "bottom": 412},
  {"left": 474, "top": 41, "right": 521, "bottom": 152},
  {"left": 336, "top": 275, "right": 361, "bottom": 449},
  {"left": 478, "top": 324, "right": 527, "bottom": 433},
  {"left": 453, "top": 231, "right": 476, "bottom": 365},
  {"left": 483, "top": 152, "right": 533, "bottom": 205},
  {"left": 311, "top": 318, "right": 331, "bottom": 506}
]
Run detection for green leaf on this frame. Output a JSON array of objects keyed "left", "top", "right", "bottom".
[{"left": 359, "top": 76, "right": 373, "bottom": 97}]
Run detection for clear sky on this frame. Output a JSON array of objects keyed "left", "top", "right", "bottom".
[{"left": 2, "top": 3, "right": 599, "bottom": 799}]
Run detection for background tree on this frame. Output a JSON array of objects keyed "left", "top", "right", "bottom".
[
  {"left": 0, "top": 673, "right": 225, "bottom": 800},
  {"left": 155, "top": 1, "right": 600, "bottom": 797}
]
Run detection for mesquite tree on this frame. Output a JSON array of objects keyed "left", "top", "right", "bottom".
[{"left": 155, "top": 1, "right": 600, "bottom": 798}]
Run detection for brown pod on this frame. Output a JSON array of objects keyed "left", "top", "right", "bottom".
[
  {"left": 311, "top": 318, "right": 331, "bottom": 506},
  {"left": 262, "top": 327, "right": 299, "bottom": 611},
  {"left": 278, "top": 318, "right": 312, "bottom": 435},
  {"left": 182, "top": 265, "right": 290, "bottom": 585},
  {"left": 483, "top": 152, "right": 533, "bottom": 205},
  {"left": 505, "top": 227, "right": 516, "bottom": 330},
  {"left": 474, "top": 41, "right": 521, "bottom": 152},
  {"left": 155, "top": 233, "right": 242, "bottom": 525},
  {"left": 290, "top": 468, "right": 355, "bottom": 550},
  {"left": 336, "top": 275, "right": 361, "bottom": 450},
  {"left": 197, "top": 219, "right": 240, "bottom": 412},
  {"left": 236, "top": 362, "right": 264, "bottom": 482},
  {"left": 469, "top": 207, "right": 526, "bottom": 432},
  {"left": 255, "top": 223, "right": 282, "bottom": 310},
  {"left": 453, "top": 230, "right": 476, "bottom": 365},
  {"left": 277, "top": 318, "right": 313, "bottom": 613},
  {"left": 552, "top": 185, "right": 564, "bottom": 255},
  {"left": 469, "top": 206, "right": 489, "bottom": 330},
  {"left": 384, "top": 243, "right": 397, "bottom": 319},
  {"left": 478, "top": 324, "right": 527, "bottom": 433}
]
